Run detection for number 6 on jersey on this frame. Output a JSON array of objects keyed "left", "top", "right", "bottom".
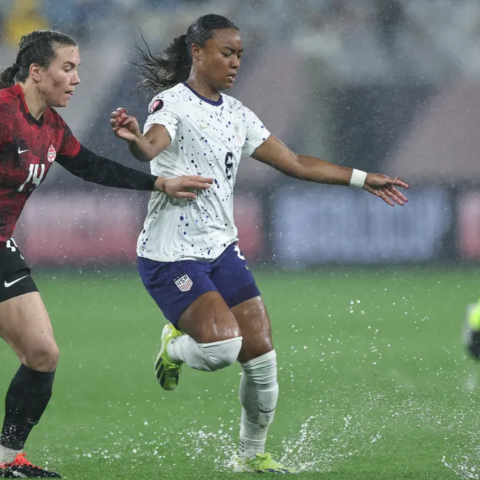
[{"left": 225, "top": 152, "right": 233, "bottom": 180}]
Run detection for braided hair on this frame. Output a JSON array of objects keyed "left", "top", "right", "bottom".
[
  {"left": 0, "top": 30, "right": 76, "bottom": 89},
  {"left": 136, "top": 14, "right": 238, "bottom": 95}
]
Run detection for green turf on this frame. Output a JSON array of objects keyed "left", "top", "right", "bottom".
[{"left": 1, "top": 267, "right": 480, "bottom": 479}]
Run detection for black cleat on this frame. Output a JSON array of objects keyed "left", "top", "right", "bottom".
[{"left": 0, "top": 453, "right": 61, "bottom": 478}]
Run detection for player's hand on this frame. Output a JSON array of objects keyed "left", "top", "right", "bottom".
[
  {"left": 363, "top": 174, "right": 409, "bottom": 206},
  {"left": 111, "top": 108, "right": 141, "bottom": 142},
  {"left": 154, "top": 175, "right": 214, "bottom": 199}
]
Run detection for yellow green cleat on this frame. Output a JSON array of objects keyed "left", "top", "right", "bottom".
[
  {"left": 468, "top": 301, "right": 480, "bottom": 330},
  {"left": 231, "top": 453, "right": 294, "bottom": 474},
  {"left": 154, "top": 324, "right": 183, "bottom": 390},
  {"left": 464, "top": 303, "right": 480, "bottom": 360}
]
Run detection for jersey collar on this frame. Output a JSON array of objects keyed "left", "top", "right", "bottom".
[
  {"left": 12, "top": 84, "right": 44, "bottom": 126},
  {"left": 182, "top": 82, "right": 223, "bottom": 106}
]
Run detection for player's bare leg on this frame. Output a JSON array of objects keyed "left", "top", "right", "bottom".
[
  {"left": 177, "top": 291, "right": 241, "bottom": 344},
  {"left": 0, "top": 292, "right": 58, "bottom": 370},
  {"left": 229, "top": 296, "right": 291, "bottom": 473},
  {"left": 155, "top": 292, "right": 242, "bottom": 389},
  {"left": 0, "top": 292, "right": 61, "bottom": 478},
  {"left": 233, "top": 296, "right": 273, "bottom": 363}
]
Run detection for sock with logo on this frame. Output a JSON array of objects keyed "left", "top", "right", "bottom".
[
  {"left": 0, "top": 365, "right": 55, "bottom": 451},
  {"left": 238, "top": 350, "right": 279, "bottom": 458}
]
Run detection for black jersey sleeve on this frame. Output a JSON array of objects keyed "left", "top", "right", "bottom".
[{"left": 56, "top": 145, "right": 157, "bottom": 191}]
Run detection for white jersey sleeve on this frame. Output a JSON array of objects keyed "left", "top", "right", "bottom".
[
  {"left": 241, "top": 106, "right": 270, "bottom": 157},
  {"left": 144, "top": 93, "right": 184, "bottom": 142}
]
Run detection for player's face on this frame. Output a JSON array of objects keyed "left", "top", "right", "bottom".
[
  {"left": 38, "top": 45, "right": 81, "bottom": 108},
  {"left": 196, "top": 29, "right": 243, "bottom": 91}
]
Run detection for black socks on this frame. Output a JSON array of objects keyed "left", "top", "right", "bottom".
[{"left": 1, "top": 365, "right": 55, "bottom": 450}]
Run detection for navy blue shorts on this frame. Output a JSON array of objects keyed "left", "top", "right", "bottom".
[{"left": 138, "top": 243, "right": 260, "bottom": 326}]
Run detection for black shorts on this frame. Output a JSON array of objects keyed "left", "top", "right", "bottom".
[{"left": 0, "top": 239, "right": 38, "bottom": 304}]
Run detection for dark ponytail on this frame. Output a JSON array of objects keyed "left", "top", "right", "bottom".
[
  {"left": 136, "top": 14, "right": 238, "bottom": 95},
  {"left": 0, "top": 65, "right": 21, "bottom": 90},
  {"left": 0, "top": 30, "right": 76, "bottom": 90},
  {"left": 135, "top": 34, "right": 191, "bottom": 96}
]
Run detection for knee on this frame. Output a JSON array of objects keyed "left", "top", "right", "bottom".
[
  {"left": 241, "top": 350, "right": 278, "bottom": 385},
  {"left": 199, "top": 336, "right": 243, "bottom": 371},
  {"left": 22, "top": 343, "right": 59, "bottom": 372}
]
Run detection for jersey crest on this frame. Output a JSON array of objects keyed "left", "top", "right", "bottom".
[
  {"left": 47, "top": 145, "right": 56, "bottom": 163},
  {"left": 149, "top": 99, "right": 164, "bottom": 114},
  {"left": 174, "top": 275, "right": 193, "bottom": 292}
]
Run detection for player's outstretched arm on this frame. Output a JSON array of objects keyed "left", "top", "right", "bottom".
[
  {"left": 252, "top": 135, "right": 409, "bottom": 207},
  {"left": 110, "top": 108, "right": 171, "bottom": 162},
  {"left": 56, "top": 146, "right": 212, "bottom": 198}
]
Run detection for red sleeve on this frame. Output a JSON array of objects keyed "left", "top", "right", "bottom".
[
  {"left": 58, "top": 119, "right": 81, "bottom": 158},
  {"left": 0, "top": 103, "right": 14, "bottom": 149}
]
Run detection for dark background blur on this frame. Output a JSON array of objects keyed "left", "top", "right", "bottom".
[{"left": 2, "top": 0, "right": 480, "bottom": 267}]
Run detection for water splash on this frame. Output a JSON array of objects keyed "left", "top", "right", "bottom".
[
  {"left": 34, "top": 386, "right": 480, "bottom": 476},
  {"left": 183, "top": 428, "right": 237, "bottom": 469},
  {"left": 442, "top": 455, "right": 479, "bottom": 480},
  {"left": 278, "top": 412, "right": 382, "bottom": 472}
]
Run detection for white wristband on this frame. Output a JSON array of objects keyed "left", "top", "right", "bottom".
[{"left": 349, "top": 169, "right": 367, "bottom": 188}]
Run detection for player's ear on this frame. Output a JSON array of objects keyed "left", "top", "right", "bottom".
[
  {"left": 191, "top": 43, "right": 202, "bottom": 63},
  {"left": 29, "top": 63, "right": 44, "bottom": 83}
]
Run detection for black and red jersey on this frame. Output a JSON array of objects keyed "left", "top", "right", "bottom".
[
  {"left": 0, "top": 84, "right": 80, "bottom": 246},
  {"left": 0, "top": 84, "right": 158, "bottom": 251}
]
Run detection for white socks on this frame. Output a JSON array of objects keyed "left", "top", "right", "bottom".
[
  {"left": 0, "top": 444, "right": 20, "bottom": 463},
  {"left": 238, "top": 350, "right": 279, "bottom": 458},
  {"left": 167, "top": 336, "right": 278, "bottom": 458},
  {"left": 167, "top": 335, "right": 242, "bottom": 372}
]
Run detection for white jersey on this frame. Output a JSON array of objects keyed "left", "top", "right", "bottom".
[{"left": 137, "top": 82, "right": 270, "bottom": 262}]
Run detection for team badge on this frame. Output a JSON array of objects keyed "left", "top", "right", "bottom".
[
  {"left": 47, "top": 145, "right": 56, "bottom": 163},
  {"left": 149, "top": 99, "right": 164, "bottom": 114},
  {"left": 175, "top": 275, "right": 193, "bottom": 292}
]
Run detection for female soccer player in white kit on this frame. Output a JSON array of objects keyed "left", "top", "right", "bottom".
[{"left": 111, "top": 14, "right": 409, "bottom": 473}]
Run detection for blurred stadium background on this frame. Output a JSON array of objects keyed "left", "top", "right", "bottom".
[
  {"left": 2, "top": 0, "right": 480, "bottom": 268},
  {"left": 2, "top": 2, "right": 480, "bottom": 479}
]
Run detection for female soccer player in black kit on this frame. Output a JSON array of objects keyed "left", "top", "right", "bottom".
[{"left": 0, "top": 30, "right": 212, "bottom": 478}]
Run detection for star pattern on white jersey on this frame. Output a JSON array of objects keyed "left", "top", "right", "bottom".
[{"left": 137, "top": 82, "right": 270, "bottom": 263}]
